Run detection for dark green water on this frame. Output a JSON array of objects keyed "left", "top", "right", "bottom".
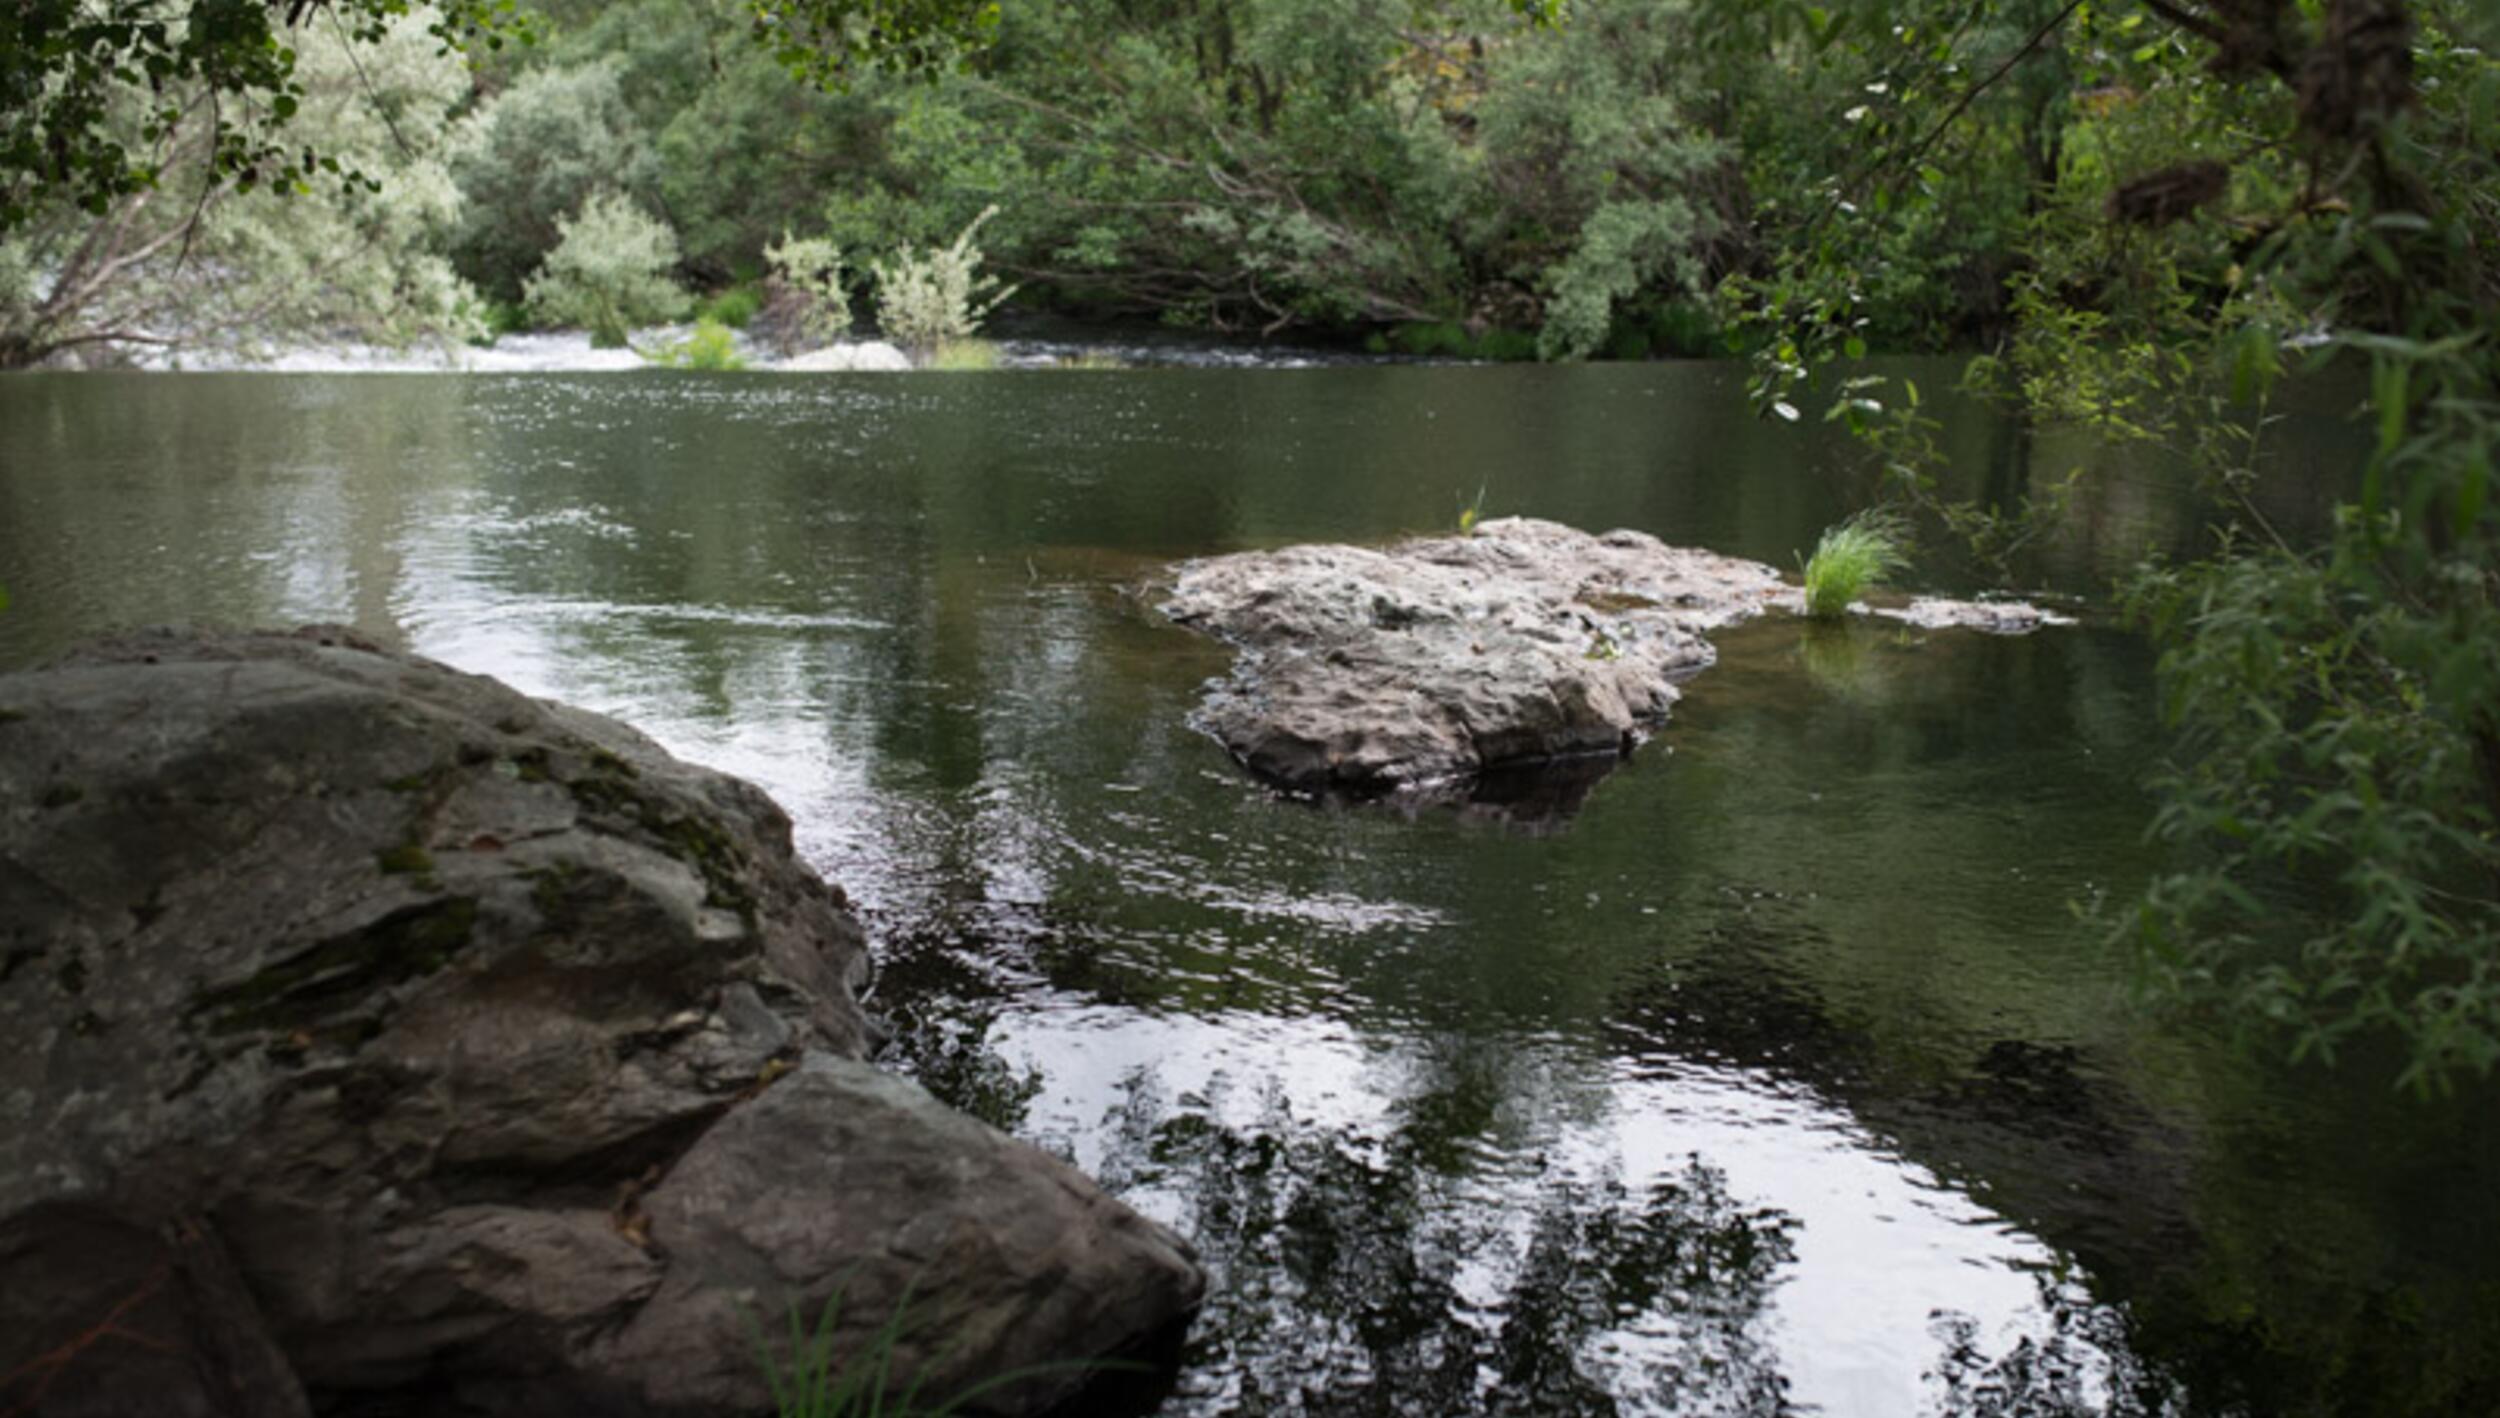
[{"left": 2, "top": 368, "right": 2492, "bottom": 1416}]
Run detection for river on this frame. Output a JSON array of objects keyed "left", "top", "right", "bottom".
[{"left": 1, "top": 365, "right": 2491, "bottom": 1416}]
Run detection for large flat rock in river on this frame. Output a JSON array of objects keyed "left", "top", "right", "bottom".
[
  {"left": 1162, "top": 518, "right": 1791, "bottom": 792},
  {"left": 1161, "top": 517, "right": 2059, "bottom": 798}
]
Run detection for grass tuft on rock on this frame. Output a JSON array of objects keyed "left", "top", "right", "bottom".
[{"left": 1799, "top": 509, "right": 1911, "bottom": 620}]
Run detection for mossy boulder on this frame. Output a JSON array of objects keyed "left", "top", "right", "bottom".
[{"left": 0, "top": 627, "right": 1200, "bottom": 1416}]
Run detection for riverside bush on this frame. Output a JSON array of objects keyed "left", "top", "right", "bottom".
[
  {"left": 523, "top": 192, "right": 691, "bottom": 348},
  {"left": 762, "top": 234, "right": 851, "bottom": 350},
  {"left": 699, "top": 285, "right": 764, "bottom": 329},
  {"left": 870, "top": 206, "right": 1015, "bottom": 352},
  {"left": 652, "top": 318, "right": 748, "bottom": 369},
  {"left": 449, "top": 61, "right": 659, "bottom": 301}
]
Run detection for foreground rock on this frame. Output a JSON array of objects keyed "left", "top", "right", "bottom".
[
  {"left": 0, "top": 628, "right": 1200, "bottom": 1417},
  {"left": 1162, "top": 517, "right": 2059, "bottom": 796}
]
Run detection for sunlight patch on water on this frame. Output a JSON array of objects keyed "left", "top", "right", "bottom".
[{"left": 982, "top": 1005, "right": 2152, "bottom": 1416}]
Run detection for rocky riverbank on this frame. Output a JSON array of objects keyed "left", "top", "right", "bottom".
[{"left": 0, "top": 628, "right": 1201, "bottom": 1416}]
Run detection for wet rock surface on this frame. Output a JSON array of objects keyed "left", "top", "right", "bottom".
[
  {"left": 0, "top": 628, "right": 1201, "bottom": 1417},
  {"left": 1162, "top": 517, "right": 2058, "bottom": 798},
  {"left": 1884, "top": 596, "right": 2067, "bottom": 635},
  {"left": 773, "top": 340, "right": 914, "bottom": 372}
]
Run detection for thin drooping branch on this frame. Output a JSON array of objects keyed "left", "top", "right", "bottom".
[{"left": 1811, "top": 0, "right": 2087, "bottom": 234}]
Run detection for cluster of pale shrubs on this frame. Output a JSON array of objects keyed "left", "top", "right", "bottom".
[
  {"left": 517, "top": 194, "right": 1012, "bottom": 364},
  {"left": 522, "top": 192, "right": 689, "bottom": 349}
]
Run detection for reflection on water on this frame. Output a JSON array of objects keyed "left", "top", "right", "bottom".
[{"left": 2, "top": 368, "right": 2493, "bottom": 1416}]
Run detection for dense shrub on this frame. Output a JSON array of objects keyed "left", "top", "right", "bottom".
[
  {"left": 870, "top": 206, "right": 1014, "bottom": 351},
  {"left": 450, "top": 62, "right": 659, "bottom": 301},
  {"left": 522, "top": 191, "right": 690, "bottom": 347},
  {"left": 652, "top": 317, "right": 749, "bottom": 369},
  {"left": 758, "top": 234, "right": 851, "bottom": 352}
]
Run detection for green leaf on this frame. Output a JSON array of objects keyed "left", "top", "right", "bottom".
[
  {"left": 2457, "top": 450, "right": 2490, "bottom": 539},
  {"left": 2375, "top": 360, "right": 2410, "bottom": 458}
]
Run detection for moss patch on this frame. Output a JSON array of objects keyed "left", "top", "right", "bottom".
[
  {"left": 1577, "top": 590, "right": 1660, "bottom": 614},
  {"left": 376, "top": 844, "right": 436, "bottom": 875},
  {"left": 563, "top": 773, "right": 757, "bottom": 924}
]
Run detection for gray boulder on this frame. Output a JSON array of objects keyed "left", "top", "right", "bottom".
[
  {"left": 1161, "top": 518, "right": 1785, "bottom": 792},
  {"left": 0, "top": 627, "right": 1200, "bottom": 1416},
  {"left": 772, "top": 341, "right": 914, "bottom": 372},
  {"left": 1161, "top": 517, "right": 2060, "bottom": 797}
]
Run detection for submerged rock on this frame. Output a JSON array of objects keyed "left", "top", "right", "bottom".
[
  {"left": 1162, "top": 517, "right": 2058, "bottom": 798},
  {"left": 0, "top": 628, "right": 1200, "bottom": 1416},
  {"left": 1883, "top": 596, "right": 2069, "bottom": 635}
]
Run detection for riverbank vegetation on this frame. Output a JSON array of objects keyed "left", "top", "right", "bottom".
[{"left": 2, "top": 0, "right": 2495, "bottom": 1094}]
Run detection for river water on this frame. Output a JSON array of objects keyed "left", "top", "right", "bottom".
[{"left": 1, "top": 367, "right": 2492, "bottom": 1416}]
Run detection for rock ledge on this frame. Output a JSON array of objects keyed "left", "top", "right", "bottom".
[{"left": 0, "top": 627, "right": 1200, "bottom": 1417}]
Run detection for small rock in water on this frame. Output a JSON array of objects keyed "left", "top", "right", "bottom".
[{"left": 1880, "top": 596, "right": 2070, "bottom": 635}]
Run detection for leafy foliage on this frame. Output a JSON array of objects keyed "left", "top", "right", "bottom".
[
  {"left": 521, "top": 190, "right": 689, "bottom": 347},
  {"left": 1724, "top": 0, "right": 2500, "bottom": 1089},
  {"left": 0, "top": 0, "right": 524, "bottom": 233},
  {"left": 870, "top": 204, "right": 1012, "bottom": 351},
  {"left": 651, "top": 316, "right": 749, "bottom": 369},
  {"left": 779, "top": 0, "right": 1730, "bottom": 348},
  {"left": 0, "top": 0, "right": 993, "bottom": 238},
  {"left": 0, "top": 5, "right": 481, "bottom": 367},
  {"left": 449, "top": 59, "right": 659, "bottom": 300}
]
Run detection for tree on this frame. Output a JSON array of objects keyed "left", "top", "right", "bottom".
[
  {"left": 0, "top": 0, "right": 1001, "bottom": 238},
  {"left": 784, "top": 0, "right": 1726, "bottom": 345},
  {"left": 521, "top": 190, "right": 691, "bottom": 347},
  {"left": 870, "top": 204, "right": 1012, "bottom": 351},
  {"left": 447, "top": 59, "right": 659, "bottom": 300},
  {"left": 1716, "top": 0, "right": 2500, "bottom": 1089},
  {"left": 0, "top": 6, "right": 479, "bottom": 368}
]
